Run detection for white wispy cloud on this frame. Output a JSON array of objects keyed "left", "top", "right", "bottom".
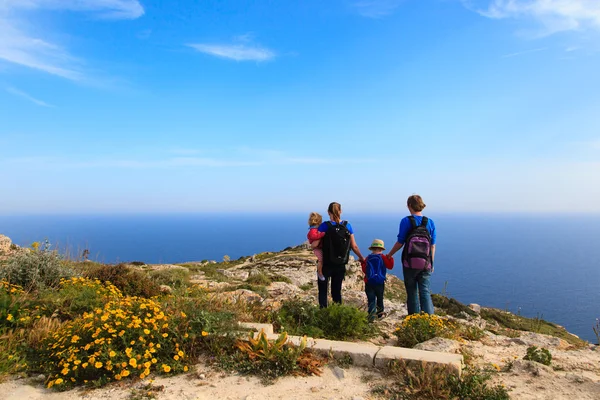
[
  {"left": 4, "top": 151, "right": 375, "bottom": 169},
  {"left": 501, "top": 47, "right": 547, "bottom": 58},
  {"left": 0, "top": 0, "right": 144, "bottom": 80},
  {"left": 352, "top": 0, "right": 405, "bottom": 18},
  {"left": 6, "top": 86, "right": 53, "bottom": 107},
  {"left": 463, "top": 0, "right": 600, "bottom": 36},
  {"left": 2, "top": 0, "right": 144, "bottom": 19},
  {"left": 188, "top": 43, "right": 276, "bottom": 62}
]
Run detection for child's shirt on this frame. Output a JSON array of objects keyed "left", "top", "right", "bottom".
[
  {"left": 360, "top": 254, "right": 394, "bottom": 284},
  {"left": 307, "top": 226, "right": 325, "bottom": 245}
]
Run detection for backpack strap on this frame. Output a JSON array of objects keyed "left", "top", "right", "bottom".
[
  {"left": 341, "top": 221, "right": 348, "bottom": 227},
  {"left": 408, "top": 216, "right": 418, "bottom": 229},
  {"left": 420, "top": 216, "right": 429, "bottom": 227}
]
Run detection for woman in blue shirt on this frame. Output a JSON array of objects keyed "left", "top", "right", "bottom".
[{"left": 388, "top": 195, "right": 436, "bottom": 315}]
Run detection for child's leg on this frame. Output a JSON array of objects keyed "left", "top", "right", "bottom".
[
  {"left": 365, "top": 283, "right": 377, "bottom": 322},
  {"left": 376, "top": 283, "right": 385, "bottom": 317},
  {"left": 315, "top": 248, "right": 324, "bottom": 277}
]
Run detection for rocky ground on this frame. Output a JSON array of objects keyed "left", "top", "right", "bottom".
[{"left": 1, "top": 238, "right": 599, "bottom": 399}]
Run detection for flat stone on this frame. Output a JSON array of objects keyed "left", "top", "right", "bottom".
[
  {"left": 310, "top": 338, "right": 380, "bottom": 367},
  {"left": 414, "top": 337, "right": 461, "bottom": 354},
  {"left": 374, "top": 346, "right": 463, "bottom": 376},
  {"left": 239, "top": 322, "right": 274, "bottom": 335},
  {"left": 332, "top": 366, "right": 345, "bottom": 380}
]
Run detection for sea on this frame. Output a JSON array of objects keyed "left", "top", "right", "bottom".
[{"left": 1, "top": 213, "right": 599, "bottom": 343}]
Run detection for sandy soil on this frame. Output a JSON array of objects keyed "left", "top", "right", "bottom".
[{"left": 0, "top": 363, "right": 382, "bottom": 400}]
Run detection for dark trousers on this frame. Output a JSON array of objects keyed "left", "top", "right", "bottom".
[
  {"left": 318, "top": 270, "right": 345, "bottom": 308},
  {"left": 365, "top": 282, "right": 385, "bottom": 321}
]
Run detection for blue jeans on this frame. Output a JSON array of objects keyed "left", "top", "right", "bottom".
[
  {"left": 403, "top": 268, "right": 434, "bottom": 315},
  {"left": 365, "top": 283, "right": 385, "bottom": 321}
]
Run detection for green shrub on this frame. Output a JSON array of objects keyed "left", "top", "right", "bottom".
[
  {"left": 523, "top": 346, "right": 552, "bottom": 366},
  {"left": 42, "top": 277, "right": 122, "bottom": 320},
  {"left": 0, "top": 242, "right": 76, "bottom": 290},
  {"left": 149, "top": 268, "right": 190, "bottom": 289},
  {"left": 246, "top": 271, "right": 272, "bottom": 286},
  {"left": 276, "top": 300, "right": 376, "bottom": 341},
  {"left": 37, "top": 295, "right": 189, "bottom": 390},
  {"left": 84, "top": 264, "right": 161, "bottom": 298},
  {"left": 376, "top": 361, "right": 510, "bottom": 400},
  {"left": 446, "top": 368, "right": 510, "bottom": 400},
  {"left": 317, "top": 303, "right": 375, "bottom": 340}
]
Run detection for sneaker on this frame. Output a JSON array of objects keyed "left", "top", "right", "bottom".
[{"left": 377, "top": 312, "right": 387, "bottom": 320}]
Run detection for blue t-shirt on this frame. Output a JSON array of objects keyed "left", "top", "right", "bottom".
[
  {"left": 397, "top": 215, "right": 436, "bottom": 245},
  {"left": 318, "top": 221, "right": 354, "bottom": 235}
]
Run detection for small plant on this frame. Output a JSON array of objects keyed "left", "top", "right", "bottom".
[
  {"left": 523, "top": 346, "right": 552, "bottom": 366},
  {"left": 270, "top": 274, "right": 292, "bottom": 284},
  {"left": 222, "top": 255, "right": 230, "bottom": 263},
  {"left": 217, "top": 330, "right": 320, "bottom": 384},
  {"left": 0, "top": 241, "right": 76, "bottom": 290},
  {"left": 394, "top": 313, "right": 452, "bottom": 347},
  {"left": 377, "top": 361, "right": 509, "bottom": 400},
  {"left": 458, "top": 324, "right": 486, "bottom": 341},
  {"left": 299, "top": 282, "right": 313, "bottom": 291}
]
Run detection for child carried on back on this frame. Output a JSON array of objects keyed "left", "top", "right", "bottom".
[
  {"left": 361, "top": 239, "right": 394, "bottom": 322},
  {"left": 307, "top": 212, "right": 326, "bottom": 281}
]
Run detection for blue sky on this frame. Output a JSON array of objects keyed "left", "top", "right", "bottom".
[{"left": 1, "top": 0, "right": 599, "bottom": 214}]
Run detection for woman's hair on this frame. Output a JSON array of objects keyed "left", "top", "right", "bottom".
[
  {"left": 308, "top": 212, "right": 323, "bottom": 227},
  {"left": 328, "top": 202, "right": 342, "bottom": 223},
  {"left": 407, "top": 195, "right": 426, "bottom": 212}
]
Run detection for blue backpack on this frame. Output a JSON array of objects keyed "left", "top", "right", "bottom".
[{"left": 365, "top": 254, "right": 386, "bottom": 284}]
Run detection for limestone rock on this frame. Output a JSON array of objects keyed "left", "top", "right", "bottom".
[
  {"left": 511, "top": 332, "right": 571, "bottom": 350},
  {"left": 413, "top": 337, "right": 462, "bottom": 354},
  {"left": 468, "top": 303, "right": 481, "bottom": 313},
  {"left": 332, "top": 366, "right": 345, "bottom": 380},
  {"left": 267, "top": 282, "right": 302, "bottom": 299},
  {"left": 510, "top": 360, "right": 554, "bottom": 377},
  {"left": 0, "top": 234, "right": 11, "bottom": 253}
]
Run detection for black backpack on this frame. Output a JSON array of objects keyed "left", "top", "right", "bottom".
[
  {"left": 322, "top": 221, "right": 351, "bottom": 268},
  {"left": 401, "top": 216, "right": 432, "bottom": 270}
]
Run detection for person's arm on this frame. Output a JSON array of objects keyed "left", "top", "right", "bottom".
[
  {"left": 349, "top": 234, "right": 365, "bottom": 262},
  {"left": 431, "top": 244, "right": 436, "bottom": 271},
  {"left": 382, "top": 254, "right": 394, "bottom": 269},
  {"left": 310, "top": 239, "right": 320, "bottom": 249},
  {"left": 387, "top": 241, "right": 403, "bottom": 258}
]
